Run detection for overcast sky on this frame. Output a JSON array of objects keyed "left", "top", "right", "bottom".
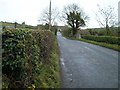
[{"left": 0, "top": 0, "right": 119, "bottom": 28}]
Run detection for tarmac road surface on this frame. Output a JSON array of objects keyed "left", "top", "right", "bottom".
[{"left": 57, "top": 32, "right": 118, "bottom": 88}]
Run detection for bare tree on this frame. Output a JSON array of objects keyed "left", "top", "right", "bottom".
[
  {"left": 95, "top": 5, "right": 117, "bottom": 33},
  {"left": 38, "top": 7, "right": 59, "bottom": 30}
]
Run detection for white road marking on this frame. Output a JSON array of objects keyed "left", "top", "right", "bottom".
[
  {"left": 68, "top": 78, "right": 73, "bottom": 82},
  {"left": 58, "top": 43, "right": 60, "bottom": 47},
  {"left": 69, "top": 74, "right": 72, "bottom": 76},
  {"left": 84, "top": 46, "right": 90, "bottom": 49},
  {"left": 61, "top": 58, "right": 73, "bottom": 83},
  {"left": 62, "top": 62, "right": 65, "bottom": 66},
  {"left": 60, "top": 58, "right": 64, "bottom": 62},
  {"left": 60, "top": 58, "right": 65, "bottom": 66}
]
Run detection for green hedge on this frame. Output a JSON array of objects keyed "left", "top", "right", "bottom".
[
  {"left": 2, "top": 28, "right": 60, "bottom": 88},
  {"left": 61, "top": 29, "right": 72, "bottom": 37},
  {"left": 81, "top": 35, "right": 120, "bottom": 45},
  {"left": 31, "top": 30, "right": 54, "bottom": 62}
]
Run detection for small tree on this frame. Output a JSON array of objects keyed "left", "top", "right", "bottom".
[{"left": 63, "top": 4, "right": 88, "bottom": 37}]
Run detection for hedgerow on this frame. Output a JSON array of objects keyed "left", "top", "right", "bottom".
[
  {"left": 2, "top": 28, "right": 60, "bottom": 88},
  {"left": 31, "top": 30, "right": 54, "bottom": 63},
  {"left": 81, "top": 35, "right": 120, "bottom": 45}
]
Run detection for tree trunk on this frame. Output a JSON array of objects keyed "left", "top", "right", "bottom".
[
  {"left": 106, "top": 24, "right": 109, "bottom": 35},
  {"left": 72, "top": 28, "right": 78, "bottom": 38}
]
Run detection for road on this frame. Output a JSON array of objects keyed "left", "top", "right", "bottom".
[{"left": 57, "top": 32, "right": 118, "bottom": 88}]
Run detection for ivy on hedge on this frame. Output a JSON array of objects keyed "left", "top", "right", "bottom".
[
  {"left": 2, "top": 28, "right": 41, "bottom": 88},
  {"left": 2, "top": 28, "right": 56, "bottom": 88},
  {"left": 81, "top": 35, "right": 120, "bottom": 45}
]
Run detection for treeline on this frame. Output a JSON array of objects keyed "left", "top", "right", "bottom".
[{"left": 87, "top": 27, "right": 119, "bottom": 36}]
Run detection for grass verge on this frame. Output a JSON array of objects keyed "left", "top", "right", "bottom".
[
  {"left": 78, "top": 38, "right": 120, "bottom": 52},
  {"left": 34, "top": 37, "right": 60, "bottom": 88},
  {"left": 62, "top": 34, "right": 120, "bottom": 52}
]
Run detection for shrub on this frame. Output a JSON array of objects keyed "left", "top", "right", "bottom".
[
  {"left": 61, "top": 29, "right": 72, "bottom": 37},
  {"left": 81, "top": 35, "right": 120, "bottom": 45}
]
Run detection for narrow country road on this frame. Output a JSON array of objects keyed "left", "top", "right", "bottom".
[{"left": 57, "top": 32, "right": 118, "bottom": 88}]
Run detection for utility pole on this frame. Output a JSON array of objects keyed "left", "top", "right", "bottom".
[{"left": 49, "top": 0, "right": 51, "bottom": 30}]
